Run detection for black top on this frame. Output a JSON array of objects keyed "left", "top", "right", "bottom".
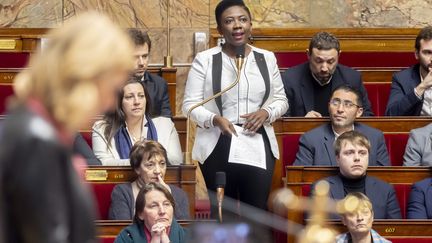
[
  {"left": 0, "top": 105, "right": 96, "bottom": 243},
  {"left": 311, "top": 77, "right": 332, "bottom": 116},
  {"left": 340, "top": 172, "right": 367, "bottom": 195},
  {"left": 141, "top": 71, "right": 172, "bottom": 117}
]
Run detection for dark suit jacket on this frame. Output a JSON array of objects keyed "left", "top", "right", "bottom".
[
  {"left": 73, "top": 133, "right": 101, "bottom": 165},
  {"left": 323, "top": 175, "right": 401, "bottom": 219},
  {"left": 407, "top": 178, "right": 432, "bottom": 219},
  {"left": 282, "top": 62, "right": 373, "bottom": 116},
  {"left": 293, "top": 122, "right": 390, "bottom": 166},
  {"left": 142, "top": 71, "right": 172, "bottom": 117},
  {"left": 385, "top": 64, "right": 423, "bottom": 116}
]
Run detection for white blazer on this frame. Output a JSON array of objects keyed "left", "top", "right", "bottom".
[
  {"left": 182, "top": 45, "right": 288, "bottom": 163},
  {"left": 92, "top": 117, "right": 183, "bottom": 165}
]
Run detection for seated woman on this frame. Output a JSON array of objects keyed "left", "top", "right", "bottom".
[
  {"left": 109, "top": 140, "right": 189, "bottom": 220},
  {"left": 114, "top": 182, "right": 187, "bottom": 243},
  {"left": 336, "top": 192, "right": 391, "bottom": 243},
  {"left": 92, "top": 76, "right": 182, "bottom": 165}
]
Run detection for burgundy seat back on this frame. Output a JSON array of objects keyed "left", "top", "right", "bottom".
[
  {"left": 384, "top": 134, "right": 409, "bottom": 166},
  {"left": 0, "top": 84, "right": 13, "bottom": 114},
  {"left": 88, "top": 183, "right": 116, "bottom": 220},
  {"left": 81, "top": 131, "right": 93, "bottom": 148},
  {"left": 364, "top": 83, "right": 391, "bottom": 116},
  {"left": 281, "top": 134, "right": 301, "bottom": 175}
]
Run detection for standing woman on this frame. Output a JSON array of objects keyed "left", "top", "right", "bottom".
[
  {"left": 182, "top": 0, "right": 288, "bottom": 214},
  {"left": 0, "top": 13, "right": 134, "bottom": 243}
]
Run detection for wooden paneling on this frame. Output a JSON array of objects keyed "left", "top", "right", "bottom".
[{"left": 210, "top": 28, "right": 420, "bottom": 52}]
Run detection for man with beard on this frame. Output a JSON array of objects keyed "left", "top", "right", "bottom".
[
  {"left": 386, "top": 26, "right": 432, "bottom": 116},
  {"left": 293, "top": 85, "right": 389, "bottom": 166},
  {"left": 282, "top": 31, "right": 373, "bottom": 117},
  {"left": 128, "top": 29, "right": 172, "bottom": 117}
]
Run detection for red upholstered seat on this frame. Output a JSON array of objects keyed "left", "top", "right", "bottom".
[
  {"left": 364, "top": 83, "right": 391, "bottom": 117},
  {"left": 0, "top": 84, "right": 14, "bottom": 114},
  {"left": 275, "top": 52, "right": 415, "bottom": 69},
  {"left": 281, "top": 134, "right": 301, "bottom": 175},
  {"left": 81, "top": 131, "right": 92, "bottom": 148},
  {"left": 89, "top": 183, "right": 116, "bottom": 220},
  {"left": 391, "top": 239, "right": 432, "bottom": 243},
  {"left": 100, "top": 238, "right": 115, "bottom": 243},
  {"left": 0, "top": 53, "right": 30, "bottom": 68},
  {"left": 384, "top": 134, "right": 409, "bottom": 166}
]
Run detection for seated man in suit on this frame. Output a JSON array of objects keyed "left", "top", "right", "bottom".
[
  {"left": 407, "top": 177, "right": 432, "bottom": 219},
  {"left": 314, "top": 131, "right": 401, "bottom": 219},
  {"left": 128, "top": 29, "right": 172, "bottom": 117},
  {"left": 293, "top": 85, "right": 389, "bottom": 166},
  {"left": 403, "top": 123, "right": 432, "bottom": 166},
  {"left": 282, "top": 31, "right": 373, "bottom": 117},
  {"left": 386, "top": 26, "right": 432, "bottom": 116}
]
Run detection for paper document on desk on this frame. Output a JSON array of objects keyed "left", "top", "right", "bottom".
[{"left": 228, "top": 125, "right": 266, "bottom": 170}]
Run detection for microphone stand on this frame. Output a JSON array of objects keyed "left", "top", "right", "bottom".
[{"left": 185, "top": 52, "right": 245, "bottom": 164}]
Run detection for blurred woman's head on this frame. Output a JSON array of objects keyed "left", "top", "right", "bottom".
[
  {"left": 134, "top": 182, "right": 175, "bottom": 230},
  {"left": 341, "top": 192, "right": 374, "bottom": 236},
  {"left": 130, "top": 140, "right": 169, "bottom": 183},
  {"left": 16, "top": 12, "right": 134, "bottom": 132}
]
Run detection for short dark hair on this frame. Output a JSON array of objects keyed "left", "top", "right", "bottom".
[
  {"left": 215, "top": 0, "right": 251, "bottom": 26},
  {"left": 133, "top": 182, "right": 176, "bottom": 224},
  {"left": 415, "top": 26, "right": 432, "bottom": 51},
  {"left": 331, "top": 85, "right": 363, "bottom": 107},
  {"left": 127, "top": 28, "right": 152, "bottom": 52},
  {"left": 309, "top": 31, "right": 340, "bottom": 53},
  {"left": 334, "top": 130, "right": 371, "bottom": 156},
  {"left": 129, "top": 140, "right": 170, "bottom": 171}
]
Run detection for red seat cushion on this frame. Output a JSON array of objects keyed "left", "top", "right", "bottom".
[
  {"left": 393, "top": 184, "right": 411, "bottom": 219},
  {"left": 281, "top": 134, "right": 301, "bottom": 175},
  {"left": 89, "top": 183, "right": 116, "bottom": 220},
  {"left": 391, "top": 238, "right": 432, "bottom": 243},
  {"left": 99, "top": 238, "right": 116, "bottom": 243},
  {"left": 364, "top": 83, "right": 391, "bottom": 117},
  {"left": 0, "top": 84, "right": 14, "bottom": 114},
  {"left": 0, "top": 53, "right": 30, "bottom": 68},
  {"left": 384, "top": 134, "right": 409, "bottom": 166}
]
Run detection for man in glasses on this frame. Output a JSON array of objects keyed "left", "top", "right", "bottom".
[
  {"left": 282, "top": 31, "right": 373, "bottom": 117},
  {"left": 293, "top": 85, "right": 389, "bottom": 166}
]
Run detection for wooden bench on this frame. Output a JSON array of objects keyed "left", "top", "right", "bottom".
[
  {"left": 284, "top": 166, "right": 432, "bottom": 242},
  {"left": 85, "top": 165, "right": 196, "bottom": 220}
]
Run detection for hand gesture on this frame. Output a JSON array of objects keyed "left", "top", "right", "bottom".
[
  {"left": 240, "top": 109, "right": 269, "bottom": 133},
  {"left": 213, "top": 115, "right": 237, "bottom": 137},
  {"left": 305, "top": 110, "right": 322, "bottom": 118}
]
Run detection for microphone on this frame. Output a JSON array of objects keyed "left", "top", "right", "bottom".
[
  {"left": 215, "top": 171, "right": 226, "bottom": 223},
  {"left": 235, "top": 44, "right": 245, "bottom": 72},
  {"left": 185, "top": 44, "right": 246, "bottom": 164}
]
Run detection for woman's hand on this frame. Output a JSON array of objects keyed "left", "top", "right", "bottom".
[
  {"left": 240, "top": 109, "right": 269, "bottom": 133},
  {"left": 150, "top": 222, "right": 170, "bottom": 243},
  {"left": 213, "top": 115, "right": 237, "bottom": 137},
  {"left": 157, "top": 175, "right": 172, "bottom": 193}
]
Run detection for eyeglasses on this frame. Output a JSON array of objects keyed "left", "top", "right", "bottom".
[{"left": 329, "top": 98, "right": 361, "bottom": 109}]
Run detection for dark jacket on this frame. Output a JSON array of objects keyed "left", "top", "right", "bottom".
[
  {"left": 282, "top": 62, "right": 373, "bottom": 116},
  {"left": 407, "top": 178, "right": 432, "bottom": 219},
  {"left": 73, "top": 133, "right": 101, "bottom": 165},
  {"left": 114, "top": 219, "right": 186, "bottom": 243},
  {"left": 385, "top": 64, "right": 423, "bottom": 116},
  {"left": 0, "top": 105, "right": 96, "bottom": 243},
  {"left": 293, "top": 123, "right": 390, "bottom": 166},
  {"left": 318, "top": 175, "right": 401, "bottom": 219},
  {"left": 142, "top": 71, "right": 172, "bottom": 117},
  {"left": 109, "top": 183, "right": 190, "bottom": 220}
]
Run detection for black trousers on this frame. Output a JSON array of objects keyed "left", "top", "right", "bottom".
[{"left": 200, "top": 126, "right": 275, "bottom": 217}]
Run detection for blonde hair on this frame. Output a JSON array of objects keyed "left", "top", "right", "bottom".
[
  {"left": 342, "top": 192, "right": 374, "bottom": 216},
  {"left": 334, "top": 130, "right": 371, "bottom": 156},
  {"left": 16, "top": 12, "right": 134, "bottom": 131}
]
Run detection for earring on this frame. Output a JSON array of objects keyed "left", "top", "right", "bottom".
[{"left": 248, "top": 35, "right": 254, "bottom": 44}]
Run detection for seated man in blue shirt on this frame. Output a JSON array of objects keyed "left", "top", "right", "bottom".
[{"left": 294, "top": 85, "right": 389, "bottom": 166}]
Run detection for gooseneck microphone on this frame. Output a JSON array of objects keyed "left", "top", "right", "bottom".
[
  {"left": 215, "top": 171, "right": 226, "bottom": 223},
  {"left": 185, "top": 44, "right": 247, "bottom": 163}
]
